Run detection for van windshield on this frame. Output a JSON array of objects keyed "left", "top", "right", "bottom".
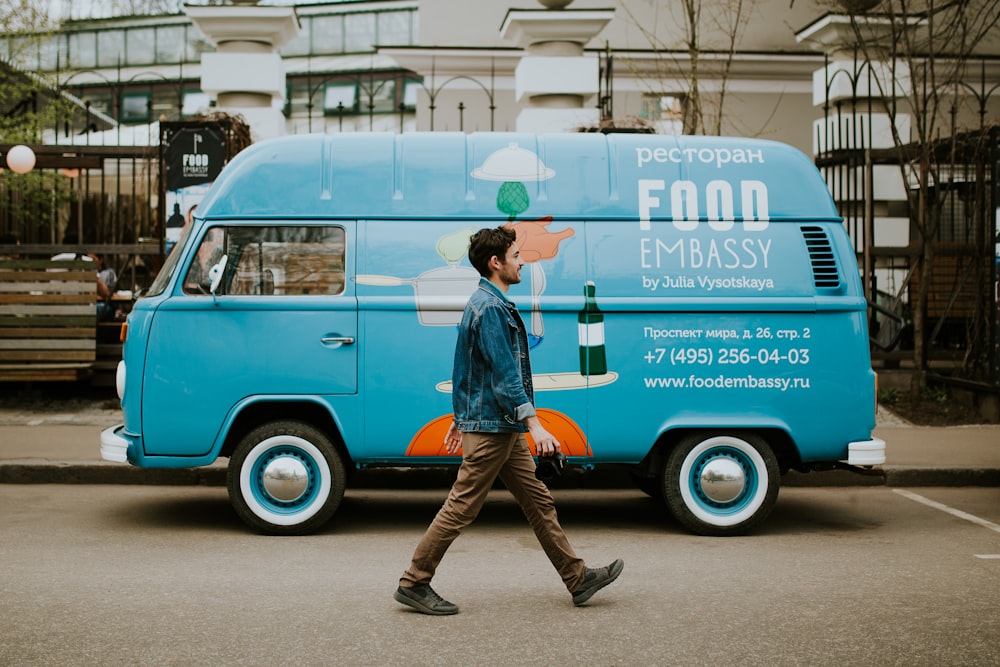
[{"left": 144, "top": 222, "right": 194, "bottom": 298}]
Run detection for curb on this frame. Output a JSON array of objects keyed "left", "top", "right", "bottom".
[{"left": 2, "top": 461, "right": 998, "bottom": 488}]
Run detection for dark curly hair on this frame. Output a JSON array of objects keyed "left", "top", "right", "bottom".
[{"left": 468, "top": 226, "right": 516, "bottom": 277}]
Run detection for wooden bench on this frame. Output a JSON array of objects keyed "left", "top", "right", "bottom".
[{"left": 0, "top": 258, "right": 98, "bottom": 382}]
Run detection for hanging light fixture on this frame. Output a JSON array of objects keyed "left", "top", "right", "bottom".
[{"left": 5, "top": 145, "right": 36, "bottom": 174}]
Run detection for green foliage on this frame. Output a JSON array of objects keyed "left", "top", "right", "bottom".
[
  {"left": 1, "top": 2, "right": 71, "bottom": 144},
  {"left": 0, "top": 169, "right": 76, "bottom": 242},
  {"left": 878, "top": 386, "right": 902, "bottom": 406},
  {"left": 922, "top": 386, "right": 950, "bottom": 404}
]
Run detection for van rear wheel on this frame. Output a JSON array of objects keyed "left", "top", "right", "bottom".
[
  {"left": 227, "top": 420, "right": 346, "bottom": 535},
  {"left": 662, "top": 432, "right": 779, "bottom": 536}
]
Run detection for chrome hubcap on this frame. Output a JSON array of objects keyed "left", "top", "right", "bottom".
[
  {"left": 699, "top": 457, "right": 745, "bottom": 503},
  {"left": 261, "top": 455, "right": 310, "bottom": 502}
]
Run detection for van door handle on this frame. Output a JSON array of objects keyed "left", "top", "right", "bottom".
[{"left": 321, "top": 336, "right": 355, "bottom": 345}]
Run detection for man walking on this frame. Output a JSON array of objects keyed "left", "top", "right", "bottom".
[{"left": 394, "top": 226, "right": 623, "bottom": 615}]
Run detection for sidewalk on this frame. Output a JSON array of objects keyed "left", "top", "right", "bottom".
[{"left": 0, "top": 403, "right": 997, "bottom": 487}]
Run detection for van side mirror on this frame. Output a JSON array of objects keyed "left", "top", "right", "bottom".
[{"left": 208, "top": 255, "right": 228, "bottom": 294}]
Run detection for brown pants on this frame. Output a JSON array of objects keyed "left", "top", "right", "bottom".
[{"left": 399, "top": 431, "right": 587, "bottom": 592}]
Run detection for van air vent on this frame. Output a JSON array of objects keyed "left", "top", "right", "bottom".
[{"left": 800, "top": 226, "right": 840, "bottom": 289}]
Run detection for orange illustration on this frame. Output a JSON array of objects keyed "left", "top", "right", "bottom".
[
  {"left": 406, "top": 408, "right": 592, "bottom": 457},
  {"left": 506, "top": 216, "right": 574, "bottom": 262}
]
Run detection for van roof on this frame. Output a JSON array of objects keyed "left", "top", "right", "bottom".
[{"left": 198, "top": 132, "right": 840, "bottom": 222}]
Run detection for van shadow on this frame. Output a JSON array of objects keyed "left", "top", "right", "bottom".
[
  {"left": 760, "top": 493, "right": 885, "bottom": 535},
  {"left": 110, "top": 490, "right": 245, "bottom": 534},
  {"left": 108, "top": 486, "right": 882, "bottom": 537},
  {"left": 322, "top": 488, "right": 677, "bottom": 536}
]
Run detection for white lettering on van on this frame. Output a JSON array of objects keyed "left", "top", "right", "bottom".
[
  {"left": 637, "top": 180, "right": 770, "bottom": 231},
  {"left": 636, "top": 147, "right": 765, "bottom": 168},
  {"left": 640, "top": 237, "right": 771, "bottom": 270},
  {"left": 638, "top": 179, "right": 665, "bottom": 231}
]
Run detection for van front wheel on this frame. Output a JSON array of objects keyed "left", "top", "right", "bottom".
[
  {"left": 227, "top": 420, "right": 346, "bottom": 535},
  {"left": 662, "top": 432, "right": 779, "bottom": 537}
]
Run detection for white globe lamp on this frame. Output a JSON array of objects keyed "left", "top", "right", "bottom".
[{"left": 6, "top": 145, "right": 36, "bottom": 174}]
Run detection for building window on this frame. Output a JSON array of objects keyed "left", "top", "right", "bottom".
[
  {"left": 126, "top": 28, "right": 155, "bottom": 66},
  {"left": 156, "top": 25, "right": 186, "bottom": 64},
  {"left": 344, "top": 13, "right": 376, "bottom": 52},
  {"left": 377, "top": 10, "right": 412, "bottom": 45},
  {"left": 311, "top": 14, "right": 344, "bottom": 54},
  {"left": 97, "top": 30, "right": 124, "bottom": 68},
  {"left": 38, "top": 34, "right": 66, "bottom": 71},
  {"left": 79, "top": 90, "right": 113, "bottom": 118},
  {"left": 151, "top": 89, "right": 182, "bottom": 119},
  {"left": 360, "top": 79, "right": 397, "bottom": 114},
  {"left": 68, "top": 31, "right": 96, "bottom": 69},
  {"left": 931, "top": 184, "right": 975, "bottom": 245},
  {"left": 640, "top": 94, "right": 685, "bottom": 134},
  {"left": 120, "top": 93, "right": 150, "bottom": 123},
  {"left": 324, "top": 84, "right": 358, "bottom": 115},
  {"left": 285, "top": 81, "right": 312, "bottom": 118},
  {"left": 402, "top": 80, "right": 420, "bottom": 110}
]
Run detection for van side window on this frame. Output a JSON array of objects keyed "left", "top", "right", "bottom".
[
  {"left": 182, "top": 227, "right": 225, "bottom": 295},
  {"left": 182, "top": 226, "right": 346, "bottom": 296}
]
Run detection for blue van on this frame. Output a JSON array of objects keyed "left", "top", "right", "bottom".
[{"left": 101, "top": 132, "right": 885, "bottom": 536}]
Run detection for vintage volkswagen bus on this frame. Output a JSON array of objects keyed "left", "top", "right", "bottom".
[{"left": 101, "top": 132, "right": 884, "bottom": 536}]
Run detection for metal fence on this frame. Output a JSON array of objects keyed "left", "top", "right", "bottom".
[
  {"left": 0, "top": 143, "right": 161, "bottom": 292},
  {"left": 816, "top": 128, "right": 999, "bottom": 386}
]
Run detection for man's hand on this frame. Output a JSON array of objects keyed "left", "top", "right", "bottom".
[
  {"left": 444, "top": 421, "right": 463, "bottom": 455},
  {"left": 525, "top": 416, "right": 561, "bottom": 457}
]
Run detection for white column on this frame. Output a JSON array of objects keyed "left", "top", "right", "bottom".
[
  {"left": 186, "top": 3, "right": 300, "bottom": 141},
  {"left": 500, "top": 2, "right": 614, "bottom": 133}
]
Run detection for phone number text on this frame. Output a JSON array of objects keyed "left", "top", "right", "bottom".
[{"left": 644, "top": 347, "right": 811, "bottom": 366}]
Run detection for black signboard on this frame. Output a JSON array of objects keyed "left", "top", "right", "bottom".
[{"left": 164, "top": 125, "right": 227, "bottom": 191}]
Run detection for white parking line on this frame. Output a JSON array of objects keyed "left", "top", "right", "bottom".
[
  {"left": 893, "top": 489, "right": 1000, "bottom": 535},
  {"left": 975, "top": 555, "right": 1000, "bottom": 559}
]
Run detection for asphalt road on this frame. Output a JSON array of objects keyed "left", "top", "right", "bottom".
[{"left": 1, "top": 485, "right": 998, "bottom": 666}]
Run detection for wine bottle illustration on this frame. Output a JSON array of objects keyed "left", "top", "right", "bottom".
[{"left": 578, "top": 281, "right": 607, "bottom": 376}]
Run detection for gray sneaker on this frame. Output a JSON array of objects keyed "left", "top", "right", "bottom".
[
  {"left": 572, "top": 559, "right": 624, "bottom": 606},
  {"left": 394, "top": 584, "right": 459, "bottom": 615}
]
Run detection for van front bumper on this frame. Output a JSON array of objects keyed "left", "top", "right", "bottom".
[
  {"left": 847, "top": 438, "right": 886, "bottom": 466},
  {"left": 101, "top": 424, "right": 130, "bottom": 463}
]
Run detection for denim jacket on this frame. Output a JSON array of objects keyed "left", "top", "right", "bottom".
[{"left": 452, "top": 278, "right": 536, "bottom": 433}]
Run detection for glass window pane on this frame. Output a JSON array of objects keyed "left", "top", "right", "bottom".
[
  {"left": 402, "top": 80, "right": 420, "bottom": 109},
  {"left": 97, "top": 30, "right": 124, "bottom": 68},
  {"left": 152, "top": 89, "right": 182, "bottom": 119},
  {"left": 286, "top": 81, "right": 314, "bottom": 117},
  {"left": 377, "top": 10, "right": 412, "bottom": 45},
  {"left": 324, "top": 84, "right": 357, "bottom": 114},
  {"left": 183, "top": 227, "right": 225, "bottom": 295},
  {"left": 8, "top": 35, "right": 37, "bottom": 69},
  {"left": 187, "top": 226, "right": 346, "bottom": 296},
  {"left": 39, "top": 34, "right": 65, "bottom": 70},
  {"left": 311, "top": 14, "right": 343, "bottom": 54},
  {"left": 121, "top": 93, "right": 150, "bottom": 123},
  {"left": 80, "top": 91, "right": 112, "bottom": 118},
  {"left": 360, "top": 79, "right": 396, "bottom": 114},
  {"left": 344, "top": 13, "right": 375, "bottom": 52},
  {"left": 69, "top": 32, "right": 96, "bottom": 69},
  {"left": 126, "top": 28, "right": 155, "bottom": 66},
  {"left": 156, "top": 26, "right": 185, "bottom": 64}
]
